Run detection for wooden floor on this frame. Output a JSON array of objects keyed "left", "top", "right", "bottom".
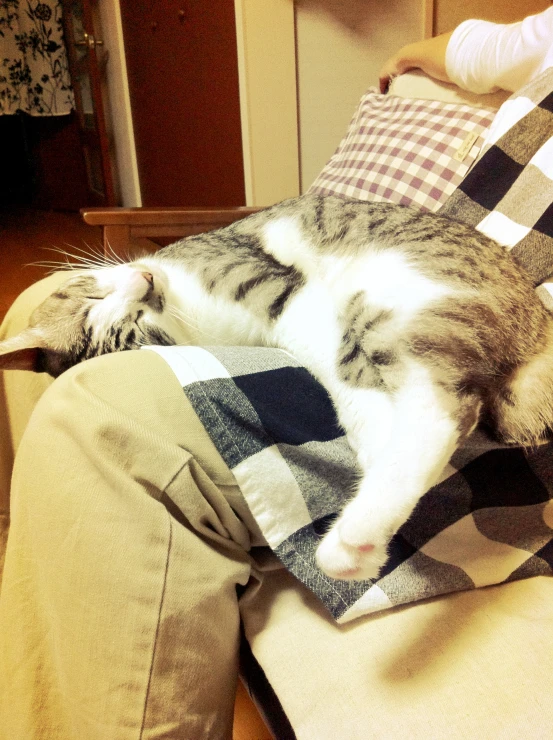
[
  {"left": 0, "top": 207, "right": 103, "bottom": 323},
  {"left": 0, "top": 208, "right": 273, "bottom": 740}
]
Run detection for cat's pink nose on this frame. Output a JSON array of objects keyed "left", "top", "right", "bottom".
[{"left": 141, "top": 272, "right": 154, "bottom": 286}]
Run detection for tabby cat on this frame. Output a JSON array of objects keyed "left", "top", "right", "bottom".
[{"left": 2, "top": 195, "right": 553, "bottom": 580}]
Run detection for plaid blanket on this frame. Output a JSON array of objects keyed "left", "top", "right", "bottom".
[
  {"left": 440, "top": 67, "right": 553, "bottom": 307},
  {"left": 146, "top": 345, "right": 553, "bottom": 624}
]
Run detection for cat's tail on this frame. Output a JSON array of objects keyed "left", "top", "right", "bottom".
[{"left": 491, "top": 320, "right": 553, "bottom": 446}]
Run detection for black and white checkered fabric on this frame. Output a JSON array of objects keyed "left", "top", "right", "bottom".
[
  {"left": 146, "top": 345, "right": 553, "bottom": 624},
  {"left": 440, "top": 67, "right": 553, "bottom": 307}
]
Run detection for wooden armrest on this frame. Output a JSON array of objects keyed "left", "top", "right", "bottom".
[
  {"left": 81, "top": 206, "right": 263, "bottom": 257},
  {"left": 81, "top": 206, "right": 261, "bottom": 227}
]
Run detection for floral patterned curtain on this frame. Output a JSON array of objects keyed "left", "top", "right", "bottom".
[{"left": 0, "top": 0, "right": 75, "bottom": 115}]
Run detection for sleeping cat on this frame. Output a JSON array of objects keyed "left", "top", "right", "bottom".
[{"left": 2, "top": 194, "right": 553, "bottom": 581}]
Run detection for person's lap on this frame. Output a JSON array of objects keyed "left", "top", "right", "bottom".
[
  {"left": 0, "top": 272, "right": 64, "bottom": 565},
  {"left": 2, "top": 275, "right": 553, "bottom": 739},
  {"left": 0, "top": 345, "right": 266, "bottom": 738}
]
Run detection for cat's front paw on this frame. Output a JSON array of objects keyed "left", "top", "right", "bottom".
[{"left": 315, "top": 521, "right": 389, "bottom": 581}]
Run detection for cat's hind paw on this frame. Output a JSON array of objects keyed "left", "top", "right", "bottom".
[{"left": 315, "top": 524, "right": 388, "bottom": 581}]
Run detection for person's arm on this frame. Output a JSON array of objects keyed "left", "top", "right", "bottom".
[
  {"left": 379, "top": 8, "right": 553, "bottom": 95},
  {"left": 445, "top": 10, "right": 553, "bottom": 94}
]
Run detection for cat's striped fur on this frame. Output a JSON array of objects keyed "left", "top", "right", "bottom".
[{"left": 2, "top": 195, "right": 553, "bottom": 579}]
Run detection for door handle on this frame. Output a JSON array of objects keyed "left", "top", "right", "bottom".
[{"left": 75, "top": 32, "right": 104, "bottom": 49}]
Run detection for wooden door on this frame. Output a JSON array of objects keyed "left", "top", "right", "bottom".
[
  {"left": 62, "top": 0, "right": 116, "bottom": 206},
  {"left": 119, "top": 0, "right": 246, "bottom": 208}
]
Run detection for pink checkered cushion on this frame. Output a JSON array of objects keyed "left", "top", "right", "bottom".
[{"left": 309, "top": 87, "right": 496, "bottom": 212}]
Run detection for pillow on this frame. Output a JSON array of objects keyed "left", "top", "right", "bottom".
[
  {"left": 309, "top": 87, "right": 497, "bottom": 212},
  {"left": 389, "top": 69, "right": 509, "bottom": 109}
]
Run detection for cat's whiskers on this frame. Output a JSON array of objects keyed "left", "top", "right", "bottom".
[
  {"left": 30, "top": 244, "right": 123, "bottom": 274},
  {"left": 29, "top": 259, "right": 78, "bottom": 274},
  {"left": 29, "top": 261, "right": 97, "bottom": 275},
  {"left": 167, "top": 305, "right": 211, "bottom": 336},
  {"left": 167, "top": 305, "right": 233, "bottom": 345},
  {"left": 60, "top": 242, "right": 123, "bottom": 268},
  {"left": 103, "top": 240, "right": 127, "bottom": 265}
]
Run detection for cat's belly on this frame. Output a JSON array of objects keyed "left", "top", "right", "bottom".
[
  {"left": 322, "top": 249, "right": 455, "bottom": 322},
  {"left": 272, "top": 250, "right": 455, "bottom": 376}
]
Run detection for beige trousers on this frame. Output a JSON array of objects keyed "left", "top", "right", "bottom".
[
  {"left": 2, "top": 277, "right": 553, "bottom": 740},
  {"left": 0, "top": 348, "right": 261, "bottom": 739}
]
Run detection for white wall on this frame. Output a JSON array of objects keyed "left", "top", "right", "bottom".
[
  {"left": 295, "top": 1, "right": 424, "bottom": 190},
  {"left": 98, "top": 0, "right": 141, "bottom": 207},
  {"left": 234, "top": 0, "right": 300, "bottom": 206}
]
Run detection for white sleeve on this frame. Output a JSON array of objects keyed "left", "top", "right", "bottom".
[{"left": 445, "top": 8, "right": 553, "bottom": 94}]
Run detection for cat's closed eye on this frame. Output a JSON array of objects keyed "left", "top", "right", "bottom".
[{"left": 84, "top": 293, "right": 110, "bottom": 301}]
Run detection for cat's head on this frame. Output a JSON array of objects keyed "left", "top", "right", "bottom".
[{"left": 0, "top": 264, "right": 177, "bottom": 377}]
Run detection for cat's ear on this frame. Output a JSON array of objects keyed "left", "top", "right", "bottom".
[{"left": 0, "top": 330, "right": 47, "bottom": 372}]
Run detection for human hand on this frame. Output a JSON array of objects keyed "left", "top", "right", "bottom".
[
  {"left": 379, "top": 47, "right": 415, "bottom": 93},
  {"left": 379, "top": 33, "right": 453, "bottom": 93}
]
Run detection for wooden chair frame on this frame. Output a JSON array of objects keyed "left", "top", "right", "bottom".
[{"left": 81, "top": 206, "right": 262, "bottom": 256}]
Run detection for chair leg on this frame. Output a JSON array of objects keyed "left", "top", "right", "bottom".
[{"left": 103, "top": 224, "right": 131, "bottom": 259}]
